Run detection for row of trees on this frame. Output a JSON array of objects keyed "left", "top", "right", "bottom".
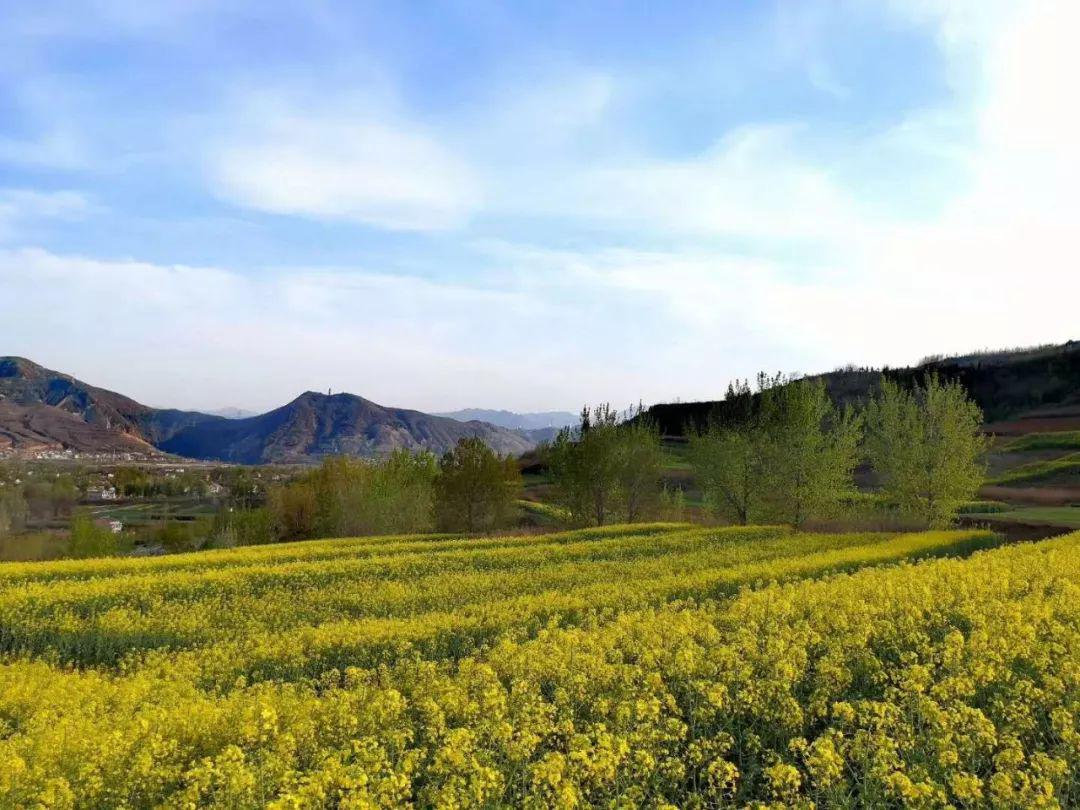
[
  {"left": 545, "top": 373, "right": 985, "bottom": 530},
  {"left": 692, "top": 373, "right": 985, "bottom": 528},
  {"left": 217, "top": 438, "right": 524, "bottom": 546}
]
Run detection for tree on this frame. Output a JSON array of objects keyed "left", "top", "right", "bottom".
[
  {"left": 0, "top": 488, "right": 28, "bottom": 537},
  {"left": 689, "top": 375, "right": 861, "bottom": 527},
  {"left": 546, "top": 405, "right": 621, "bottom": 526},
  {"left": 689, "top": 424, "right": 767, "bottom": 525},
  {"left": 67, "top": 514, "right": 122, "bottom": 559},
  {"left": 300, "top": 451, "right": 437, "bottom": 538},
  {"left": 864, "top": 374, "right": 986, "bottom": 528},
  {"left": 435, "top": 437, "right": 522, "bottom": 533},
  {"left": 759, "top": 377, "right": 862, "bottom": 528},
  {"left": 546, "top": 404, "right": 663, "bottom": 526},
  {"left": 687, "top": 377, "right": 775, "bottom": 525},
  {"left": 268, "top": 480, "right": 318, "bottom": 540},
  {"left": 616, "top": 411, "right": 665, "bottom": 522}
]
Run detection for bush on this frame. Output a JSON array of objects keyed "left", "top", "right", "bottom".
[
  {"left": 211, "top": 508, "right": 282, "bottom": 547},
  {"left": 956, "top": 499, "right": 1010, "bottom": 514},
  {"left": 67, "top": 515, "right": 124, "bottom": 559},
  {"left": 435, "top": 438, "right": 522, "bottom": 533}
]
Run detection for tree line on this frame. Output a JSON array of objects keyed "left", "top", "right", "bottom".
[
  {"left": 545, "top": 373, "right": 986, "bottom": 530},
  {"left": 213, "top": 437, "right": 524, "bottom": 547}
]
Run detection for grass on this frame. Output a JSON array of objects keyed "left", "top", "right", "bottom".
[
  {"left": 988, "top": 451, "right": 1080, "bottom": 486},
  {"left": 1003, "top": 430, "right": 1080, "bottom": 452},
  {"left": 956, "top": 499, "right": 1011, "bottom": 514},
  {"left": 82, "top": 498, "right": 218, "bottom": 526}
]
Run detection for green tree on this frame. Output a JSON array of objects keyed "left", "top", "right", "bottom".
[
  {"left": 435, "top": 438, "right": 522, "bottom": 533},
  {"left": 546, "top": 405, "right": 663, "bottom": 526},
  {"left": 616, "top": 414, "right": 665, "bottom": 522},
  {"left": 0, "top": 488, "right": 29, "bottom": 537},
  {"left": 268, "top": 480, "right": 318, "bottom": 540},
  {"left": 865, "top": 374, "right": 987, "bottom": 528},
  {"left": 67, "top": 514, "right": 122, "bottom": 559},
  {"left": 547, "top": 405, "right": 622, "bottom": 526},
  {"left": 688, "top": 378, "right": 773, "bottom": 525},
  {"left": 210, "top": 507, "right": 281, "bottom": 547},
  {"left": 759, "top": 377, "right": 862, "bottom": 528},
  {"left": 690, "top": 375, "right": 861, "bottom": 527},
  {"left": 305, "top": 452, "right": 437, "bottom": 538}
]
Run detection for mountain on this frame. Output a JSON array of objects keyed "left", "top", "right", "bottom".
[
  {"left": 0, "top": 357, "right": 219, "bottom": 455},
  {"left": 436, "top": 408, "right": 579, "bottom": 431},
  {"left": 0, "top": 357, "right": 537, "bottom": 461},
  {"left": 207, "top": 407, "right": 259, "bottom": 419},
  {"left": 161, "top": 392, "right": 536, "bottom": 464},
  {"left": 643, "top": 340, "right": 1080, "bottom": 436}
]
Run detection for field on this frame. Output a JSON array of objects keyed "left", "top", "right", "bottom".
[
  {"left": 963, "top": 505, "right": 1080, "bottom": 529},
  {"left": 3, "top": 523, "right": 1079, "bottom": 806},
  {"left": 988, "top": 452, "right": 1080, "bottom": 487}
]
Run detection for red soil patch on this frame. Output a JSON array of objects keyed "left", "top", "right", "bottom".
[{"left": 984, "top": 407, "right": 1080, "bottom": 436}]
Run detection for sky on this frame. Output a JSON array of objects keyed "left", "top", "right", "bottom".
[{"left": 0, "top": 0, "right": 1078, "bottom": 414}]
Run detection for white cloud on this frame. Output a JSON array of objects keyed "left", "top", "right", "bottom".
[
  {"left": 500, "top": 123, "right": 863, "bottom": 245},
  {"left": 209, "top": 105, "right": 481, "bottom": 232},
  {"left": 0, "top": 248, "right": 633, "bottom": 412},
  {"left": 0, "top": 189, "right": 94, "bottom": 241}
]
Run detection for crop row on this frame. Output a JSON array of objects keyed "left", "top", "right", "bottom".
[{"left": 0, "top": 529, "right": 1074, "bottom": 807}]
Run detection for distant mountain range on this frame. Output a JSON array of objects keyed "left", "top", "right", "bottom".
[
  {"left": 207, "top": 407, "right": 259, "bottom": 420},
  {"left": 0, "top": 357, "right": 536, "bottom": 462},
  {"left": 435, "top": 408, "right": 579, "bottom": 431}
]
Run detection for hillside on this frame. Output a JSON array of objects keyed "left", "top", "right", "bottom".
[
  {"left": 160, "top": 391, "right": 535, "bottom": 463},
  {"left": 0, "top": 357, "right": 215, "bottom": 455},
  {"left": 0, "top": 358, "right": 536, "bottom": 461},
  {"left": 645, "top": 339, "right": 1080, "bottom": 436}
]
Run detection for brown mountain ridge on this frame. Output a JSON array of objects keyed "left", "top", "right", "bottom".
[{"left": 0, "top": 357, "right": 536, "bottom": 461}]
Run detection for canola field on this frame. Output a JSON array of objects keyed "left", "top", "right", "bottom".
[{"left": 0, "top": 523, "right": 1077, "bottom": 807}]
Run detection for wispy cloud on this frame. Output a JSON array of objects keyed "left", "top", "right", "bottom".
[
  {"left": 0, "top": 1, "right": 1077, "bottom": 411},
  {"left": 0, "top": 189, "right": 95, "bottom": 241},
  {"left": 207, "top": 99, "right": 482, "bottom": 232}
]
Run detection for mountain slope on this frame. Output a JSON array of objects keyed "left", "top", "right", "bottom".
[
  {"left": 0, "top": 357, "right": 536, "bottom": 461},
  {"left": 0, "top": 357, "right": 220, "bottom": 454},
  {"left": 161, "top": 392, "right": 535, "bottom": 463}
]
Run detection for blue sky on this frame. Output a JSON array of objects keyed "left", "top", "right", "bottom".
[{"left": 1, "top": 0, "right": 1077, "bottom": 413}]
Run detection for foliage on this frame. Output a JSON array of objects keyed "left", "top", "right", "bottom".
[
  {"left": 153, "top": 517, "right": 213, "bottom": 553},
  {"left": 0, "top": 487, "right": 28, "bottom": 537},
  {"left": 434, "top": 437, "right": 522, "bottom": 532},
  {"left": 690, "top": 375, "right": 861, "bottom": 527},
  {"left": 23, "top": 475, "right": 77, "bottom": 521},
  {"left": 615, "top": 416, "right": 665, "bottom": 521},
  {"left": 658, "top": 485, "right": 687, "bottom": 523},
  {"left": 211, "top": 507, "right": 281, "bottom": 547},
  {"left": 6, "top": 523, "right": 1078, "bottom": 807},
  {"left": 865, "top": 373, "right": 987, "bottom": 527},
  {"left": 266, "top": 452, "right": 438, "bottom": 541},
  {"left": 546, "top": 405, "right": 664, "bottom": 526},
  {"left": 956, "top": 499, "right": 1011, "bottom": 514},
  {"left": 66, "top": 514, "right": 124, "bottom": 558},
  {"left": 758, "top": 376, "right": 862, "bottom": 527}
]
